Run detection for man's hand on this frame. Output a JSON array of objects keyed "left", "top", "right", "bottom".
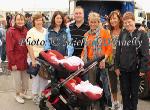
[
  {"left": 139, "top": 72, "right": 145, "bottom": 77},
  {"left": 99, "top": 60, "right": 105, "bottom": 69},
  {"left": 115, "top": 69, "right": 121, "bottom": 76},
  {"left": 12, "top": 65, "right": 17, "bottom": 71}
]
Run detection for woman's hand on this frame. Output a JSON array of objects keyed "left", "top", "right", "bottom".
[
  {"left": 115, "top": 69, "right": 121, "bottom": 76},
  {"left": 99, "top": 60, "right": 105, "bottom": 69},
  {"left": 32, "top": 60, "right": 36, "bottom": 67},
  {"left": 12, "top": 65, "right": 17, "bottom": 71},
  {"left": 139, "top": 72, "right": 145, "bottom": 77}
]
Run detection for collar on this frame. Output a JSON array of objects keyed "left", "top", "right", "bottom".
[
  {"left": 88, "top": 26, "right": 101, "bottom": 35},
  {"left": 48, "top": 27, "right": 66, "bottom": 33},
  {"left": 72, "top": 21, "right": 87, "bottom": 28}
]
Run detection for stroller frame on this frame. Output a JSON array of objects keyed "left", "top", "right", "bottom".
[{"left": 37, "top": 56, "right": 105, "bottom": 110}]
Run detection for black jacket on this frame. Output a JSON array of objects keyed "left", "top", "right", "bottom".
[{"left": 115, "top": 29, "right": 149, "bottom": 73}]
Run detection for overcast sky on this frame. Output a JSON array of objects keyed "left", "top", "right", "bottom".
[
  {"left": 135, "top": 0, "right": 150, "bottom": 12},
  {"left": 0, "top": 0, "right": 69, "bottom": 11},
  {"left": 0, "top": 0, "right": 149, "bottom": 12}
]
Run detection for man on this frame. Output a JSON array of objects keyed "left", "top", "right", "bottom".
[
  {"left": 115, "top": 12, "right": 149, "bottom": 110},
  {"left": 69, "top": 6, "right": 90, "bottom": 57},
  {"left": 25, "top": 13, "right": 32, "bottom": 30}
]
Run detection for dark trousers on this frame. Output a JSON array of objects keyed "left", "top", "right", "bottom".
[{"left": 119, "top": 70, "right": 140, "bottom": 110}]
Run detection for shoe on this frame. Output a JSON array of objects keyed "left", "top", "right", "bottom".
[
  {"left": 33, "top": 95, "right": 41, "bottom": 105},
  {"left": 105, "top": 106, "right": 113, "bottom": 110},
  {"left": 112, "top": 101, "right": 120, "bottom": 110},
  {"left": 15, "top": 95, "right": 25, "bottom": 104},
  {"left": 20, "top": 93, "right": 32, "bottom": 100}
]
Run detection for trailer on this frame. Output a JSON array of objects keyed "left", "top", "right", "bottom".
[{"left": 69, "top": 0, "right": 134, "bottom": 21}]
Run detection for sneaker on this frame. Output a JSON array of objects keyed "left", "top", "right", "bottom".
[
  {"left": 20, "top": 93, "right": 32, "bottom": 100},
  {"left": 112, "top": 101, "right": 120, "bottom": 110},
  {"left": 15, "top": 95, "right": 25, "bottom": 104},
  {"left": 33, "top": 95, "right": 41, "bottom": 105},
  {"left": 105, "top": 106, "right": 113, "bottom": 110}
]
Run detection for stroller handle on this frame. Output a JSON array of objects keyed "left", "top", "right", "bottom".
[{"left": 83, "top": 56, "right": 105, "bottom": 68}]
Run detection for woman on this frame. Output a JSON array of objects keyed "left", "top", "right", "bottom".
[
  {"left": 6, "top": 14, "right": 31, "bottom": 104},
  {"left": 115, "top": 12, "right": 149, "bottom": 110},
  {"left": 45, "top": 11, "right": 73, "bottom": 57},
  {"left": 26, "top": 13, "right": 48, "bottom": 105},
  {"left": 64, "top": 13, "right": 71, "bottom": 27},
  {"left": 81, "top": 12, "right": 112, "bottom": 110},
  {"left": 108, "top": 10, "right": 123, "bottom": 109}
]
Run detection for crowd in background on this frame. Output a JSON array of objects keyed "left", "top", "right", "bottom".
[{"left": 0, "top": 6, "right": 149, "bottom": 110}]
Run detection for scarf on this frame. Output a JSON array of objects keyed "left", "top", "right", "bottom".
[{"left": 83, "top": 26, "right": 102, "bottom": 63}]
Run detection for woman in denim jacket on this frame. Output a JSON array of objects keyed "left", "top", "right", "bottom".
[{"left": 45, "top": 11, "right": 73, "bottom": 57}]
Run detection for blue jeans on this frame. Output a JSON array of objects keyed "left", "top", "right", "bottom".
[{"left": 99, "top": 68, "right": 112, "bottom": 107}]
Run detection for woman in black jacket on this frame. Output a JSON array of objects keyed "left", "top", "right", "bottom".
[{"left": 115, "top": 12, "right": 149, "bottom": 110}]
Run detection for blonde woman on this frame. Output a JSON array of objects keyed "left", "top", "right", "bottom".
[
  {"left": 26, "top": 13, "right": 48, "bottom": 105},
  {"left": 81, "top": 12, "right": 112, "bottom": 109}
]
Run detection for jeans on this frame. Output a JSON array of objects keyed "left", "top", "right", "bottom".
[
  {"left": 99, "top": 68, "right": 112, "bottom": 107},
  {"left": 119, "top": 70, "right": 140, "bottom": 110}
]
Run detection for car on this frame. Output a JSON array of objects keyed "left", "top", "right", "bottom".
[
  {"left": 147, "top": 20, "right": 150, "bottom": 29},
  {"left": 139, "top": 63, "right": 150, "bottom": 99},
  {"left": 138, "top": 31, "right": 150, "bottom": 99}
]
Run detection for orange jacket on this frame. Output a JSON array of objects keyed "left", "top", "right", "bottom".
[{"left": 81, "top": 28, "right": 112, "bottom": 60}]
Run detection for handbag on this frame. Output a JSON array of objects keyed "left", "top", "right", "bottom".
[
  {"left": 38, "top": 64, "right": 53, "bottom": 80},
  {"left": 27, "top": 62, "right": 40, "bottom": 76}
]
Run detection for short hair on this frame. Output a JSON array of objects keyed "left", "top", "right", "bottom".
[
  {"left": 25, "top": 13, "right": 32, "bottom": 18},
  {"left": 108, "top": 10, "right": 123, "bottom": 30},
  {"left": 74, "top": 6, "right": 84, "bottom": 12},
  {"left": 50, "top": 11, "right": 66, "bottom": 29},
  {"left": 88, "top": 11, "right": 100, "bottom": 22},
  {"left": 122, "top": 12, "right": 135, "bottom": 21},
  {"left": 32, "top": 13, "right": 44, "bottom": 27}
]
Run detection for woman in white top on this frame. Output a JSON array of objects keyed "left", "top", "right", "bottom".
[{"left": 26, "top": 13, "right": 48, "bottom": 104}]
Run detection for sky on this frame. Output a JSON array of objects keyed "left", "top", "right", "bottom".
[
  {"left": 0, "top": 0, "right": 149, "bottom": 12},
  {"left": 135, "top": 0, "right": 150, "bottom": 12},
  {"left": 0, "top": 0, "right": 69, "bottom": 11}
]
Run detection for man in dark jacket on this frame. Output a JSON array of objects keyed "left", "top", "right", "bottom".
[
  {"left": 25, "top": 13, "right": 32, "bottom": 30},
  {"left": 69, "top": 6, "right": 90, "bottom": 57},
  {"left": 115, "top": 12, "right": 149, "bottom": 110}
]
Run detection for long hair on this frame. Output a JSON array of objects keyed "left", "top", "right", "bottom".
[
  {"left": 108, "top": 10, "right": 123, "bottom": 30},
  {"left": 14, "top": 13, "right": 25, "bottom": 26},
  {"left": 50, "top": 11, "right": 66, "bottom": 29}
]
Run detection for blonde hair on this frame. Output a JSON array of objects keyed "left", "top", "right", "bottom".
[{"left": 88, "top": 12, "right": 100, "bottom": 22}]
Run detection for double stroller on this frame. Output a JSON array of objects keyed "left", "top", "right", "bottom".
[{"left": 37, "top": 50, "right": 105, "bottom": 110}]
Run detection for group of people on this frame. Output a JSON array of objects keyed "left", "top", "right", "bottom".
[{"left": 4, "top": 6, "right": 149, "bottom": 110}]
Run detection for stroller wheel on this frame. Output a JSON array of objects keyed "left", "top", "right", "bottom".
[{"left": 39, "top": 97, "right": 49, "bottom": 110}]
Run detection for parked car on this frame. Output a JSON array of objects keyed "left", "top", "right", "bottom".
[
  {"left": 147, "top": 20, "right": 150, "bottom": 29},
  {"left": 138, "top": 31, "right": 150, "bottom": 99}
]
